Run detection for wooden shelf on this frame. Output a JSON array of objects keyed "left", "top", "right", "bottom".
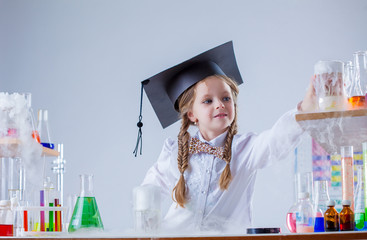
[
  {"left": 0, "top": 137, "right": 59, "bottom": 158},
  {"left": 296, "top": 109, "right": 367, "bottom": 154}
]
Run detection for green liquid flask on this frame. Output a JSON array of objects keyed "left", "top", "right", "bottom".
[{"left": 68, "top": 174, "right": 104, "bottom": 232}]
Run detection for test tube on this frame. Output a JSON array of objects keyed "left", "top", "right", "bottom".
[
  {"left": 341, "top": 146, "right": 354, "bottom": 211},
  {"left": 40, "top": 190, "right": 45, "bottom": 231}
]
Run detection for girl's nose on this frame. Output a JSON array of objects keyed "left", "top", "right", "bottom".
[{"left": 216, "top": 101, "right": 225, "bottom": 109}]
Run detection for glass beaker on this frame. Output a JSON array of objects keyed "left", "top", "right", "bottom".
[
  {"left": 313, "top": 180, "right": 330, "bottom": 232},
  {"left": 68, "top": 174, "right": 103, "bottom": 232},
  {"left": 0, "top": 200, "right": 13, "bottom": 236},
  {"left": 314, "top": 60, "right": 347, "bottom": 111},
  {"left": 341, "top": 146, "right": 354, "bottom": 211},
  {"left": 133, "top": 185, "right": 161, "bottom": 233}
]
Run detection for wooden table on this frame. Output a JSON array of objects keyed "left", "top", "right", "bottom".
[{"left": 8, "top": 231, "right": 367, "bottom": 240}]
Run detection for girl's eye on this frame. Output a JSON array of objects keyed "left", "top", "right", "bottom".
[
  {"left": 203, "top": 99, "right": 212, "bottom": 104},
  {"left": 223, "top": 97, "right": 231, "bottom": 101}
]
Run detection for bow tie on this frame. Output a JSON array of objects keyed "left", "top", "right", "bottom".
[{"left": 189, "top": 137, "right": 224, "bottom": 160}]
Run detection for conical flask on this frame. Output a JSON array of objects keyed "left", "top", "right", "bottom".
[
  {"left": 68, "top": 174, "right": 103, "bottom": 232},
  {"left": 37, "top": 109, "right": 54, "bottom": 149},
  {"left": 313, "top": 180, "right": 330, "bottom": 232}
]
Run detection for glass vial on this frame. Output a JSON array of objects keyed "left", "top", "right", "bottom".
[
  {"left": 340, "top": 200, "right": 355, "bottom": 231},
  {"left": 68, "top": 174, "right": 104, "bottom": 232},
  {"left": 314, "top": 180, "right": 330, "bottom": 232},
  {"left": 324, "top": 200, "right": 339, "bottom": 231},
  {"left": 341, "top": 146, "right": 354, "bottom": 211},
  {"left": 296, "top": 192, "right": 314, "bottom": 233}
]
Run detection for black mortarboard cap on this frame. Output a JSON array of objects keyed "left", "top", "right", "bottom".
[{"left": 142, "top": 41, "right": 243, "bottom": 129}]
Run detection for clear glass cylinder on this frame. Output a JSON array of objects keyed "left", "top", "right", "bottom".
[
  {"left": 341, "top": 146, "right": 355, "bottom": 211},
  {"left": 295, "top": 172, "right": 313, "bottom": 202},
  {"left": 133, "top": 185, "right": 161, "bottom": 233},
  {"left": 363, "top": 142, "right": 367, "bottom": 219},
  {"left": 354, "top": 165, "right": 365, "bottom": 230}
]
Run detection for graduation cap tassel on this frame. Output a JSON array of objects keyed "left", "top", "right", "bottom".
[{"left": 133, "top": 80, "right": 149, "bottom": 157}]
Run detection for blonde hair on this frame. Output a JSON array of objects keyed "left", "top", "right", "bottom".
[{"left": 172, "top": 75, "right": 239, "bottom": 207}]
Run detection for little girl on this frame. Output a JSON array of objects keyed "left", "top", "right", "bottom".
[{"left": 139, "top": 41, "right": 316, "bottom": 233}]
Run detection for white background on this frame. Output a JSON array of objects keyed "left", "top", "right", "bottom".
[{"left": 1, "top": 0, "right": 367, "bottom": 233}]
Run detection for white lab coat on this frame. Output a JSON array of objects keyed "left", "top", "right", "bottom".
[{"left": 142, "top": 108, "right": 304, "bottom": 234}]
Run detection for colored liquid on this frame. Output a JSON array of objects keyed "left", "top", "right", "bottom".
[
  {"left": 296, "top": 225, "right": 314, "bottom": 233},
  {"left": 340, "top": 213, "right": 355, "bottom": 231},
  {"left": 68, "top": 197, "right": 104, "bottom": 232},
  {"left": 0, "top": 224, "right": 13, "bottom": 236},
  {"left": 41, "top": 142, "right": 55, "bottom": 149},
  {"left": 348, "top": 96, "right": 366, "bottom": 109},
  {"left": 32, "top": 130, "right": 40, "bottom": 143},
  {"left": 355, "top": 213, "right": 365, "bottom": 230},
  {"left": 286, "top": 212, "right": 297, "bottom": 233},
  {"left": 314, "top": 217, "right": 325, "bottom": 232}
]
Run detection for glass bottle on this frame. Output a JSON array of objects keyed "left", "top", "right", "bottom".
[
  {"left": 341, "top": 146, "right": 354, "bottom": 211},
  {"left": 68, "top": 174, "right": 103, "bottom": 232},
  {"left": 354, "top": 165, "right": 365, "bottom": 230},
  {"left": 296, "top": 192, "right": 314, "bottom": 233},
  {"left": 340, "top": 200, "right": 355, "bottom": 231},
  {"left": 324, "top": 200, "right": 339, "bottom": 231},
  {"left": 314, "top": 180, "right": 330, "bottom": 232}
]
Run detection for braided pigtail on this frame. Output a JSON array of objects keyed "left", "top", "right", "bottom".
[
  {"left": 172, "top": 115, "right": 191, "bottom": 207},
  {"left": 219, "top": 113, "right": 238, "bottom": 190}
]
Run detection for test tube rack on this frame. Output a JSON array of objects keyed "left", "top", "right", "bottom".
[{"left": 15, "top": 206, "right": 68, "bottom": 236}]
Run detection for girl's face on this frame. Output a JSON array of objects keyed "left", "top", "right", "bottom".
[{"left": 187, "top": 76, "right": 235, "bottom": 141}]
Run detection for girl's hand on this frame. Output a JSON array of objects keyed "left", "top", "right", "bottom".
[{"left": 298, "top": 76, "right": 318, "bottom": 112}]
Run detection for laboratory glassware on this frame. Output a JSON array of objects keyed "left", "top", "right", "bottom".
[
  {"left": 313, "top": 180, "right": 330, "bottom": 232},
  {"left": 296, "top": 192, "right": 314, "bottom": 233},
  {"left": 133, "top": 185, "right": 161, "bottom": 233},
  {"left": 363, "top": 142, "right": 367, "bottom": 218},
  {"left": 349, "top": 51, "right": 367, "bottom": 108},
  {"left": 286, "top": 172, "right": 313, "bottom": 233},
  {"left": 314, "top": 60, "right": 347, "bottom": 111},
  {"left": 340, "top": 200, "right": 355, "bottom": 231},
  {"left": 341, "top": 146, "right": 355, "bottom": 211},
  {"left": 324, "top": 200, "right": 339, "bottom": 231},
  {"left": 296, "top": 172, "right": 313, "bottom": 202},
  {"left": 0, "top": 200, "right": 13, "bottom": 236},
  {"left": 37, "top": 109, "right": 54, "bottom": 149},
  {"left": 68, "top": 174, "right": 103, "bottom": 232},
  {"left": 354, "top": 165, "right": 365, "bottom": 230}
]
